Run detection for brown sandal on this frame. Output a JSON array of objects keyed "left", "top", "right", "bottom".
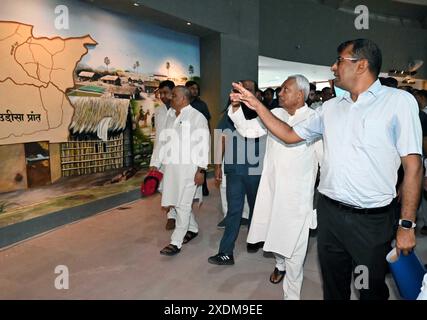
[
  {"left": 160, "top": 244, "right": 180, "bottom": 256},
  {"left": 269, "top": 267, "right": 285, "bottom": 284},
  {"left": 183, "top": 231, "right": 198, "bottom": 244}
]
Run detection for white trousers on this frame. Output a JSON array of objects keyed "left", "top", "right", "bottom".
[
  {"left": 220, "top": 163, "right": 249, "bottom": 218},
  {"left": 167, "top": 208, "right": 177, "bottom": 219},
  {"left": 273, "top": 225, "right": 310, "bottom": 300},
  {"left": 170, "top": 183, "right": 199, "bottom": 249}
]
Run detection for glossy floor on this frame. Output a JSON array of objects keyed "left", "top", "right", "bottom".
[{"left": 0, "top": 179, "right": 426, "bottom": 300}]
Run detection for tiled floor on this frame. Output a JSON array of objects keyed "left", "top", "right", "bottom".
[{"left": 0, "top": 179, "right": 426, "bottom": 300}]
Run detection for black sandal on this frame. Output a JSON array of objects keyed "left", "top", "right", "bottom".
[
  {"left": 160, "top": 244, "right": 181, "bottom": 256},
  {"left": 183, "top": 231, "right": 198, "bottom": 244},
  {"left": 269, "top": 267, "right": 285, "bottom": 284}
]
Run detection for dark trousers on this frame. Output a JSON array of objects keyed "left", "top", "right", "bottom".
[
  {"left": 317, "top": 194, "right": 395, "bottom": 300},
  {"left": 219, "top": 173, "right": 261, "bottom": 255},
  {"left": 202, "top": 171, "right": 209, "bottom": 194}
]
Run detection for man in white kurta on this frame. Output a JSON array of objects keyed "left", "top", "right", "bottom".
[
  {"left": 156, "top": 86, "right": 209, "bottom": 255},
  {"left": 150, "top": 80, "right": 177, "bottom": 230},
  {"left": 228, "top": 75, "right": 322, "bottom": 299},
  {"left": 150, "top": 85, "right": 172, "bottom": 178}
]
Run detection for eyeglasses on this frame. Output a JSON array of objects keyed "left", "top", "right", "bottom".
[{"left": 335, "top": 56, "right": 360, "bottom": 65}]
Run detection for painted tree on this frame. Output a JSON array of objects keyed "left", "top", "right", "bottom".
[
  {"left": 135, "top": 61, "right": 140, "bottom": 74},
  {"left": 104, "top": 57, "right": 111, "bottom": 72},
  {"left": 166, "top": 61, "right": 171, "bottom": 77},
  {"left": 188, "top": 65, "right": 194, "bottom": 77}
]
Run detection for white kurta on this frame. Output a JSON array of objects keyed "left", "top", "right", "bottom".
[
  {"left": 150, "top": 104, "right": 168, "bottom": 168},
  {"left": 159, "top": 105, "right": 209, "bottom": 207},
  {"left": 228, "top": 105, "right": 322, "bottom": 258}
]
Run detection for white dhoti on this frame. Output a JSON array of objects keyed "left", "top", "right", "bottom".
[{"left": 274, "top": 219, "right": 310, "bottom": 300}]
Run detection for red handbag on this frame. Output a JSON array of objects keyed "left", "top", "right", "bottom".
[{"left": 141, "top": 169, "right": 163, "bottom": 197}]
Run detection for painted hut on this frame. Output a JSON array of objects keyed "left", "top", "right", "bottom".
[
  {"left": 111, "top": 86, "right": 139, "bottom": 99},
  {"left": 100, "top": 75, "right": 121, "bottom": 86},
  {"left": 61, "top": 97, "right": 133, "bottom": 176},
  {"left": 78, "top": 71, "right": 95, "bottom": 82},
  {"left": 143, "top": 80, "right": 160, "bottom": 93}
]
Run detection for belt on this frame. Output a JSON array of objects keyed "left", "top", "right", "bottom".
[{"left": 321, "top": 194, "right": 394, "bottom": 215}]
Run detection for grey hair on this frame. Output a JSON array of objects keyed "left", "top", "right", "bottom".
[
  {"left": 287, "top": 74, "right": 310, "bottom": 101},
  {"left": 175, "top": 85, "right": 192, "bottom": 102}
]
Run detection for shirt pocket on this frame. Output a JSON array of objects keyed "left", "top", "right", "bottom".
[{"left": 359, "top": 119, "right": 394, "bottom": 151}]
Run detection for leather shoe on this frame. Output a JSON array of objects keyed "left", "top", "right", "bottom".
[
  {"left": 269, "top": 267, "right": 285, "bottom": 284},
  {"left": 183, "top": 231, "right": 198, "bottom": 244},
  {"left": 247, "top": 242, "right": 263, "bottom": 253}
]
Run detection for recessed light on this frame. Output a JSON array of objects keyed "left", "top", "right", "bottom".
[
  {"left": 187, "top": 22, "right": 192, "bottom": 26},
  {"left": 133, "top": 2, "right": 140, "bottom": 6}
]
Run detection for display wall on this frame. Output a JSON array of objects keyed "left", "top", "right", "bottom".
[{"left": 0, "top": 0, "right": 200, "bottom": 193}]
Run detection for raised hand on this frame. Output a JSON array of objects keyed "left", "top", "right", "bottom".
[{"left": 230, "top": 82, "right": 262, "bottom": 111}]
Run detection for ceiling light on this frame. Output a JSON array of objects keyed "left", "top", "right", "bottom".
[
  {"left": 133, "top": 2, "right": 140, "bottom": 6},
  {"left": 187, "top": 22, "right": 192, "bottom": 26}
]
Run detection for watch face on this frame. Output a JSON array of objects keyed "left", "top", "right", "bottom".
[{"left": 401, "top": 220, "right": 413, "bottom": 228}]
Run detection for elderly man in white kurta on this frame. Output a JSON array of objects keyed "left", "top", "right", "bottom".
[
  {"left": 228, "top": 75, "right": 322, "bottom": 299},
  {"left": 156, "top": 86, "right": 210, "bottom": 256}
]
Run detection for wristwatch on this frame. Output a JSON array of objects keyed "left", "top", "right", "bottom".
[{"left": 398, "top": 219, "right": 416, "bottom": 230}]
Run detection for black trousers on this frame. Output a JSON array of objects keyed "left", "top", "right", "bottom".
[{"left": 317, "top": 194, "right": 395, "bottom": 300}]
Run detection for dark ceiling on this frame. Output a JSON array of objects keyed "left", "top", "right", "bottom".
[
  {"left": 312, "top": 0, "right": 427, "bottom": 28},
  {"left": 81, "top": 0, "right": 216, "bottom": 37},
  {"left": 83, "top": 0, "right": 427, "bottom": 31}
]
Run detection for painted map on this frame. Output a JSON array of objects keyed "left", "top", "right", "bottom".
[{"left": 0, "top": 21, "right": 96, "bottom": 145}]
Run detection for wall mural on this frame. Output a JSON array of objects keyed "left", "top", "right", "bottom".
[
  {"left": 0, "top": 21, "right": 96, "bottom": 145},
  {"left": 0, "top": 0, "right": 200, "bottom": 223}
]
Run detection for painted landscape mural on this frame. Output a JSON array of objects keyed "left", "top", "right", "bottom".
[{"left": 0, "top": 0, "right": 200, "bottom": 223}]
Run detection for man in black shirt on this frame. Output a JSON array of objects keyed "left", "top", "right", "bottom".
[
  {"left": 186, "top": 81, "right": 211, "bottom": 196},
  {"left": 263, "top": 87, "right": 278, "bottom": 110}
]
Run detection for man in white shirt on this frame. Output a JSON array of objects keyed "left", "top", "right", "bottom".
[
  {"left": 230, "top": 39, "right": 422, "bottom": 300},
  {"left": 154, "top": 86, "right": 209, "bottom": 256},
  {"left": 150, "top": 80, "right": 177, "bottom": 230},
  {"left": 228, "top": 74, "right": 322, "bottom": 300}
]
